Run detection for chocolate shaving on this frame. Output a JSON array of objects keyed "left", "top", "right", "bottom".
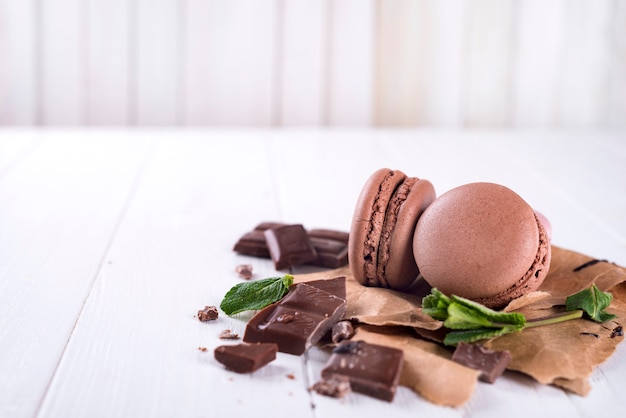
[{"left": 573, "top": 259, "right": 608, "bottom": 272}]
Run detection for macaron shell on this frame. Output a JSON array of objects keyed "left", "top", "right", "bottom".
[
  {"left": 383, "top": 179, "right": 436, "bottom": 290},
  {"left": 474, "top": 215, "right": 552, "bottom": 308},
  {"left": 413, "top": 182, "right": 540, "bottom": 301},
  {"left": 349, "top": 169, "right": 406, "bottom": 287}
]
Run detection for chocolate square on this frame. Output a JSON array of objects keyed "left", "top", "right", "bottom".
[
  {"left": 321, "top": 340, "right": 403, "bottom": 402},
  {"left": 264, "top": 224, "right": 318, "bottom": 270}
]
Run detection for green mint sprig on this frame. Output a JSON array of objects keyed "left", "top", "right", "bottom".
[
  {"left": 220, "top": 274, "right": 294, "bottom": 316},
  {"left": 422, "top": 285, "right": 615, "bottom": 346}
]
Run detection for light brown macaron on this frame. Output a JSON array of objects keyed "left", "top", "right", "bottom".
[
  {"left": 413, "top": 182, "right": 551, "bottom": 308},
  {"left": 349, "top": 168, "right": 436, "bottom": 290}
]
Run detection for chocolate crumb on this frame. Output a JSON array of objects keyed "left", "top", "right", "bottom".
[
  {"left": 219, "top": 329, "right": 240, "bottom": 340},
  {"left": 198, "top": 346, "right": 208, "bottom": 352},
  {"left": 573, "top": 259, "right": 608, "bottom": 272},
  {"left": 311, "top": 374, "right": 351, "bottom": 398},
  {"left": 580, "top": 332, "right": 600, "bottom": 338},
  {"left": 331, "top": 320, "right": 355, "bottom": 344},
  {"left": 611, "top": 325, "right": 623, "bottom": 338},
  {"left": 286, "top": 373, "right": 295, "bottom": 380},
  {"left": 198, "top": 305, "right": 219, "bottom": 322},
  {"left": 235, "top": 264, "right": 254, "bottom": 280}
]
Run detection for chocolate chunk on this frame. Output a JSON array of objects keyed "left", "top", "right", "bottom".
[
  {"left": 264, "top": 224, "right": 318, "bottom": 270},
  {"left": 198, "top": 305, "right": 219, "bottom": 321},
  {"left": 232, "top": 222, "right": 349, "bottom": 268},
  {"left": 321, "top": 340, "right": 403, "bottom": 402},
  {"left": 304, "top": 276, "right": 347, "bottom": 300},
  {"left": 311, "top": 374, "right": 352, "bottom": 398},
  {"left": 308, "top": 237, "right": 348, "bottom": 268},
  {"left": 308, "top": 228, "right": 349, "bottom": 244},
  {"left": 214, "top": 342, "right": 278, "bottom": 373},
  {"left": 243, "top": 281, "right": 347, "bottom": 355},
  {"left": 451, "top": 342, "right": 511, "bottom": 383},
  {"left": 331, "top": 320, "right": 355, "bottom": 344},
  {"left": 233, "top": 230, "right": 271, "bottom": 258}
]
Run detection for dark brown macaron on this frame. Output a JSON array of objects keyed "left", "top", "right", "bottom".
[
  {"left": 413, "top": 182, "right": 551, "bottom": 308},
  {"left": 349, "top": 168, "right": 436, "bottom": 290}
]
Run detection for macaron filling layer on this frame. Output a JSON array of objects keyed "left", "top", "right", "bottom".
[
  {"left": 361, "top": 170, "right": 405, "bottom": 287},
  {"left": 376, "top": 177, "right": 418, "bottom": 288}
]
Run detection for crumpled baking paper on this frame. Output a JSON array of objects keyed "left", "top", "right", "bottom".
[{"left": 295, "top": 245, "right": 626, "bottom": 407}]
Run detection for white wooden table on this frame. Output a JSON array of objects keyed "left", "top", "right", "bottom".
[{"left": 1, "top": 129, "right": 625, "bottom": 418}]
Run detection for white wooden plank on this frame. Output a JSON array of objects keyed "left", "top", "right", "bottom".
[
  {"left": 512, "top": 0, "right": 567, "bottom": 128},
  {"left": 183, "top": 0, "right": 278, "bottom": 126},
  {"left": 463, "top": 0, "right": 515, "bottom": 127},
  {"left": 39, "top": 0, "right": 84, "bottom": 125},
  {"left": 0, "top": 131, "right": 39, "bottom": 176},
  {"left": 85, "top": 0, "right": 131, "bottom": 125},
  {"left": 0, "top": 132, "right": 152, "bottom": 418},
  {"left": 0, "top": 0, "right": 38, "bottom": 125},
  {"left": 608, "top": 0, "right": 626, "bottom": 129},
  {"left": 418, "top": 0, "right": 466, "bottom": 127},
  {"left": 556, "top": 0, "right": 612, "bottom": 128},
  {"left": 278, "top": 0, "right": 327, "bottom": 125},
  {"left": 36, "top": 133, "right": 310, "bottom": 417},
  {"left": 135, "top": 0, "right": 180, "bottom": 125},
  {"left": 374, "top": 0, "right": 423, "bottom": 126},
  {"left": 327, "top": 0, "right": 375, "bottom": 126}
]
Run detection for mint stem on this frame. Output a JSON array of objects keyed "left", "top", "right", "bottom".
[{"left": 525, "top": 309, "right": 583, "bottom": 328}]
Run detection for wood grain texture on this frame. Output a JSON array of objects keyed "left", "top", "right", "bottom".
[{"left": 0, "top": 129, "right": 625, "bottom": 418}]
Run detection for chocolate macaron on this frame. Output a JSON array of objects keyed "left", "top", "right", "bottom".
[
  {"left": 413, "top": 182, "right": 551, "bottom": 308},
  {"left": 349, "top": 169, "right": 436, "bottom": 290}
]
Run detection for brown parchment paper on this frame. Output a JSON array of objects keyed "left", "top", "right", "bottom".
[{"left": 295, "top": 245, "right": 626, "bottom": 406}]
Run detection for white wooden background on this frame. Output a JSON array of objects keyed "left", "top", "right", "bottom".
[{"left": 0, "top": 0, "right": 625, "bottom": 128}]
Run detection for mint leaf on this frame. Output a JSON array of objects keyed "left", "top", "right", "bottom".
[
  {"left": 422, "top": 288, "right": 452, "bottom": 320},
  {"left": 565, "top": 284, "right": 616, "bottom": 322},
  {"left": 220, "top": 275, "right": 294, "bottom": 316},
  {"left": 444, "top": 295, "right": 526, "bottom": 330}
]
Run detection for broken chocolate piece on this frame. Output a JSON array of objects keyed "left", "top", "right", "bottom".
[
  {"left": 308, "top": 237, "right": 348, "bottom": 268},
  {"left": 243, "top": 281, "right": 347, "bottom": 355},
  {"left": 308, "top": 228, "right": 349, "bottom": 244},
  {"left": 235, "top": 264, "right": 254, "bottom": 280},
  {"left": 304, "top": 276, "right": 347, "bottom": 300},
  {"left": 214, "top": 342, "right": 278, "bottom": 373},
  {"left": 232, "top": 222, "right": 349, "bottom": 268},
  {"left": 311, "top": 374, "right": 352, "bottom": 398},
  {"left": 198, "top": 305, "right": 219, "bottom": 322},
  {"left": 451, "top": 342, "right": 511, "bottom": 383},
  {"left": 321, "top": 340, "right": 403, "bottom": 402},
  {"left": 264, "top": 224, "right": 318, "bottom": 270},
  {"left": 331, "top": 320, "right": 355, "bottom": 344}
]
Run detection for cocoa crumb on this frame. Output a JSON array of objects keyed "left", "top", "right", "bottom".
[
  {"left": 286, "top": 373, "right": 295, "bottom": 380},
  {"left": 235, "top": 264, "right": 254, "bottom": 280},
  {"left": 311, "top": 374, "right": 351, "bottom": 398},
  {"left": 219, "top": 329, "right": 240, "bottom": 340},
  {"left": 198, "top": 306, "right": 219, "bottom": 322},
  {"left": 611, "top": 325, "right": 623, "bottom": 338},
  {"left": 198, "top": 346, "right": 208, "bottom": 352}
]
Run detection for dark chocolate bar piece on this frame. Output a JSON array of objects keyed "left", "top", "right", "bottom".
[
  {"left": 214, "top": 342, "right": 278, "bottom": 373},
  {"left": 451, "top": 342, "right": 511, "bottom": 383},
  {"left": 232, "top": 230, "right": 270, "bottom": 257},
  {"left": 321, "top": 340, "right": 403, "bottom": 402},
  {"left": 308, "top": 237, "right": 348, "bottom": 268},
  {"left": 232, "top": 222, "right": 349, "bottom": 268},
  {"left": 243, "top": 280, "right": 347, "bottom": 355},
  {"left": 308, "top": 228, "right": 349, "bottom": 244},
  {"left": 264, "top": 224, "right": 318, "bottom": 270},
  {"left": 303, "top": 276, "right": 347, "bottom": 300}
]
